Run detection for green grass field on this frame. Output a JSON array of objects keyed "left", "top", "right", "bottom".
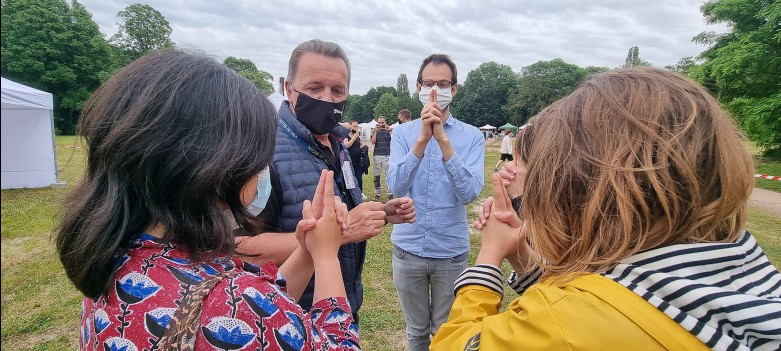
[{"left": 1, "top": 136, "right": 780, "bottom": 351}]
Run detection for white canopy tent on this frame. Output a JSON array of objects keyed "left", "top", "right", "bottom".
[
  {"left": 266, "top": 91, "right": 286, "bottom": 112},
  {"left": 1, "top": 77, "right": 60, "bottom": 189},
  {"left": 479, "top": 124, "right": 496, "bottom": 130},
  {"left": 358, "top": 119, "right": 377, "bottom": 141}
]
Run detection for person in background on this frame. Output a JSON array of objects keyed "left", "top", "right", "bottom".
[
  {"left": 433, "top": 67, "right": 781, "bottom": 351},
  {"left": 56, "top": 49, "right": 360, "bottom": 351},
  {"left": 371, "top": 115, "right": 392, "bottom": 201},
  {"left": 387, "top": 53, "right": 485, "bottom": 351},
  {"left": 398, "top": 109, "right": 412, "bottom": 124},
  {"left": 236, "top": 39, "right": 416, "bottom": 322},
  {"left": 343, "top": 119, "right": 364, "bottom": 192},
  {"left": 360, "top": 143, "right": 371, "bottom": 186},
  {"left": 494, "top": 129, "right": 513, "bottom": 172}
]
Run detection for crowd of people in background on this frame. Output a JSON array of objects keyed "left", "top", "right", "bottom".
[{"left": 57, "top": 38, "right": 780, "bottom": 351}]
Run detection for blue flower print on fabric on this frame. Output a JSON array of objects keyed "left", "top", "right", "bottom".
[
  {"left": 273, "top": 312, "right": 307, "bottom": 351},
  {"left": 93, "top": 309, "right": 110, "bottom": 334},
  {"left": 200, "top": 264, "right": 219, "bottom": 276},
  {"left": 104, "top": 337, "right": 138, "bottom": 351},
  {"left": 115, "top": 273, "right": 160, "bottom": 304},
  {"left": 241, "top": 287, "right": 279, "bottom": 318},
  {"left": 166, "top": 266, "right": 204, "bottom": 285},
  {"left": 201, "top": 317, "right": 255, "bottom": 350},
  {"left": 325, "top": 307, "right": 350, "bottom": 324},
  {"left": 144, "top": 307, "right": 176, "bottom": 338}
]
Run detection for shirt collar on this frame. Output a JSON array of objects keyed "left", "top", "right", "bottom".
[{"left": 443, "top": 113, "right": 456, "bottom": 127}]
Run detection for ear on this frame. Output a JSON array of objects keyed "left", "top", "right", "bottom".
[
  {"left": 416, "top": 82, "right": 422, "bottom": 92},
  {"left": 284, "top": 81, "right": 297, "bottom": 108},
  {"left": 451, "top": 84, "right": 458, "bottom": 97},
  {"left": 285, "top": 81, "right": 294, "bottom": 98}
]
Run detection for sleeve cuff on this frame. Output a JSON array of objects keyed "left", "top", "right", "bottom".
[
  {"left": 454, "top": 264, "right": 504, "bottom": 296},
  {"left": 507, "top": 266, "right": 544, "bottom": 295},
  {"left": 443, "top": 151, "right": 464, "bottom": 172},
  {"left": 402, "top": 149, "right": 422, "bottom": 166}
]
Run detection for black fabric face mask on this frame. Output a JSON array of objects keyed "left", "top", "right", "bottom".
[{"left": 293, "top": 91, "right": 347, "bottom": 135}]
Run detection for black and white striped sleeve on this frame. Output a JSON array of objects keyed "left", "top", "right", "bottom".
[
  {"left": 507, "top": 266, "right": 544, "bottom": 295},
  {"left": 454, "top": 264, "right": 504, "bottom": 295}
]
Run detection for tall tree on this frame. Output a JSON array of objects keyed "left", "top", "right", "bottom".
[
  {"left": 61, "top": 2, "right": 113, "bottom": 115},
  {"left": 1, "top": 0, "right": 112, "bottom": 134},
  {"left": 1, "top": 0, "right": 72, "bottom": 90},
  {"left": 373, "top": 92, "right": 399, "bottom": 123},
  {"left": 111, "top": 3, "right": 173, "bottom": 60},
  {"left": 623, "top": 46, "right": 652, "bottom": 67},
  {"left": 396, "top": 73, "right": 410, "bottom": 98},
  {"left": 450, "top": 61, "right": 519, "bottom": 127},
  {"left": 223, "top": 56, "right": 274, "bottom": 94},
  {"left": 503, "top": 58, "right": 588, "bottom": 125},
  {"left": 692, "top": 0, "right": 781, "bottom": 155}
]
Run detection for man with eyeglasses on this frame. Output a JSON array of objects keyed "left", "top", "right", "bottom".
[{"left": 387, "top": 54, "right": 485, "bottom": 351}]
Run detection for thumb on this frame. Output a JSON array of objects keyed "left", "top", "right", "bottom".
[
  {"left": 494, "top": 211, "right": 523, "bottom": 228},
  {"left": 301, "top": 199, "right": 315, "bottom": 221}
]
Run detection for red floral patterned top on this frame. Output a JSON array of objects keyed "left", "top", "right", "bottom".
[{"left": 80, "top": 234, "right": 360, "bottom": 351}]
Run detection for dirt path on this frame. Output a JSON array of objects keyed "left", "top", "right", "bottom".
[{"left": 750, "top": 188, "right": 781, "bottom": 217}]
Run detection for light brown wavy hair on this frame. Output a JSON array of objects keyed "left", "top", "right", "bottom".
[{"left": 519, "top": 67, "right": 754, "bottom": 281}]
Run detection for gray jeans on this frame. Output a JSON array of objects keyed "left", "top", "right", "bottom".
[
  {"left": 392, "top": 245, "right": 468, "bottom": 351},
  {"left": 373, "top": 154, "right": 389, "bottom": 195}
]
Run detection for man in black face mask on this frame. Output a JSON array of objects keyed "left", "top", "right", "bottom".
[{"left": 236, "top": 39, "right": 417, "bottom": 322}]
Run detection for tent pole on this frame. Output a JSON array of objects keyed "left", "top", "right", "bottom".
[{"left": 50, "top": 109, "right": 61, "bottom": 185}]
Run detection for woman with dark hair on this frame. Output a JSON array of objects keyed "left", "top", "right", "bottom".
[
  {"left": 433, "top": 67, "right": 781, "bottom": 350},
  {"left": 56, "top": 50, "right": 359, "bottom": 351}
]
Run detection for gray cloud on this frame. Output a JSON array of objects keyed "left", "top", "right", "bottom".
[{"left": 80, "top": 0, "right": 727, "bottom": 94}]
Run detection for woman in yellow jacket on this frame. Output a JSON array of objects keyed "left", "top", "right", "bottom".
[{"left": 431, "top": 68, "right": 781, "bottom": 351}]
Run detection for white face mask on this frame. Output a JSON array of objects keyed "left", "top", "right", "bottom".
[
  {"left": 246, "top": 167, "right": 272, "bottom": 216},
  {"left": 419, "top": 86, "right": 453, "bottom": 109}
]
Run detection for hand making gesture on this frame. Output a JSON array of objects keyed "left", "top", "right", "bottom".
[{"left": 475, "top": 173, "right": 525, "bottom": 267}]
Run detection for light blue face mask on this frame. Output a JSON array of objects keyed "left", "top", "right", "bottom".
[{"left": 247, "top": 167, "right": 272, "bottom": 216}]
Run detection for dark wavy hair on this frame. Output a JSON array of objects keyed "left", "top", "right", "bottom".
[{"left": 56, "top": 50, "right": 278, "bottom": 298}]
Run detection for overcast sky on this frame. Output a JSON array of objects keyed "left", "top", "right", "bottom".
[{"left": 79, "top": 0, "right": 728, "bottom": 95}]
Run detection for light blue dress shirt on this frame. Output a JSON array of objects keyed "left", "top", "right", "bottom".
[{"left": 387, "top": 115, "right": 485, "bottom": 258}]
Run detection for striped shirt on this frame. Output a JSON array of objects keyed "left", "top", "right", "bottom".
[{"left": 454, "top": 231, "right": 781, "bottom": 351}]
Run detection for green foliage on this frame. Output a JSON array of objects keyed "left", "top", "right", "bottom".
[
  {"left": 348, "top": 86, "right": 396, "bottom": 121},
  {"left": 623, "top": 46, "right": 652, "bottom": 67},
  {"left": 450, "top": 61, "right": 519, "bottom": 128},
  {"left": 1, "top": 0, "right": 113, "bottom": 134},
  {"left": 585, "top": 66, "right": 611, "bottom": 74},
  {"left": 223, "top": 56, "right": 274, "bottom": 94},
  {"left": 664, "top": 56, "right": 699, "bottom": 76},
  {"left": 729, "top": 93, "right": 781, "bottom": 155},
  {"left": 344, "top": 94, "right": 369, "bottom": 122},
  {"left": 110, "top": 3, "right": 173, "bottom": 61},
  {"left": 373, "top": 92, "right": 398, "bottom": 123},
  {"left": 396, "top": 95, "right": 423, "bottom": 120},
  {"left": 503, "top": 58, "right": 588, "bottom": 125},
  {"left": 396, "top": 73, "right": 410, "bottom": 97},
  {"left": 694, "top": 0, "right": 781, "bottom": 153}
]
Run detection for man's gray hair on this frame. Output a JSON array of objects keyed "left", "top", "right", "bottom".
[{"left": 287, "top": 39, "right": 351, "bottom": 86}]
